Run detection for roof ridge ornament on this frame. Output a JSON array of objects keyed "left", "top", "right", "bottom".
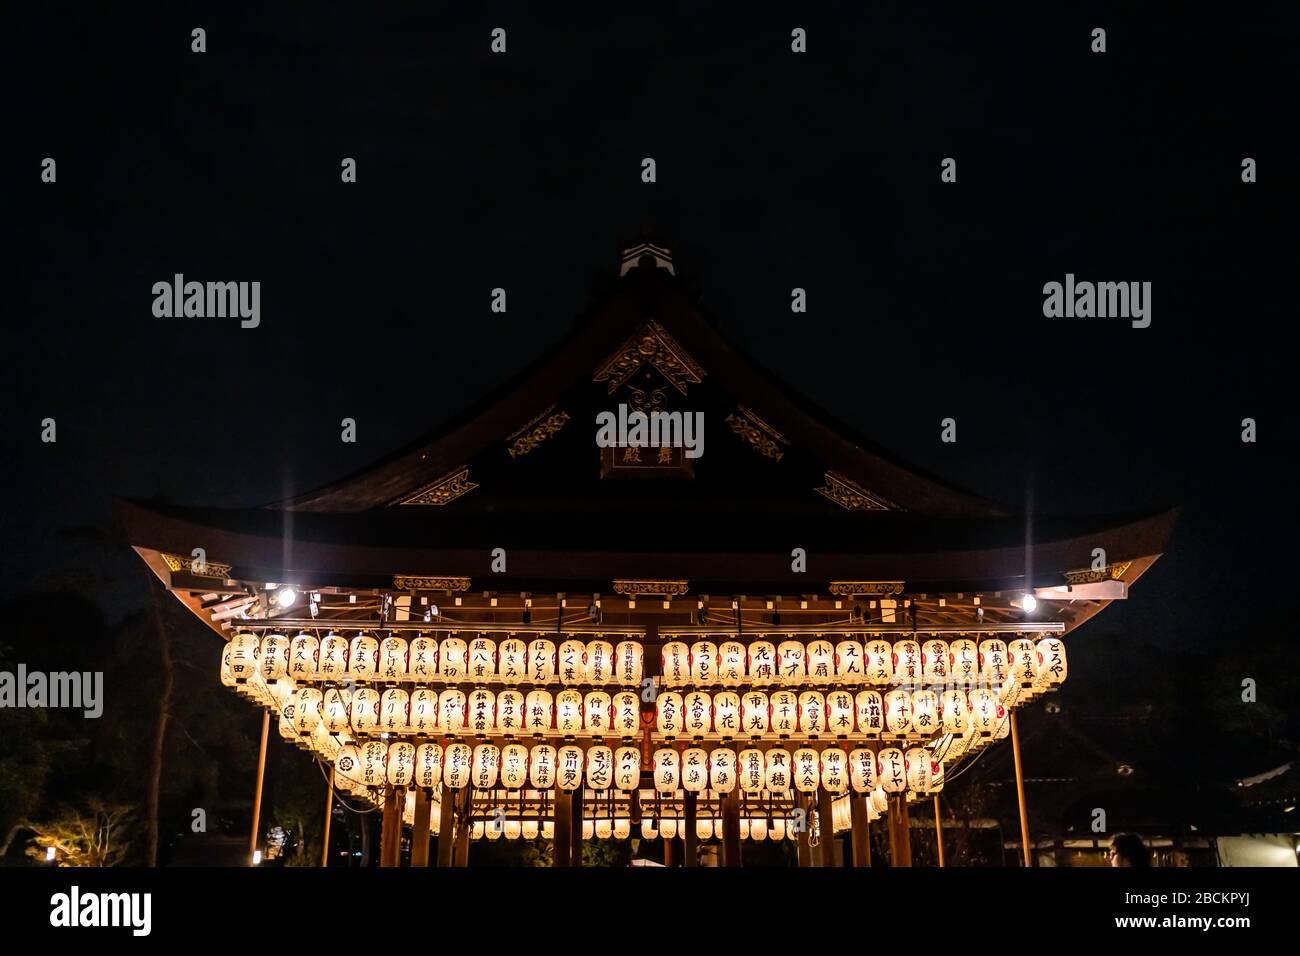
[
  {"left": 593, "top": 318, "right": 704, "bottom": 396},
  {"left": 618, "top": 241, "right": 675, "bottom": 276}
]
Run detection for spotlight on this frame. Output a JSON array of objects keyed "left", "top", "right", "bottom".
[
  {"left": 252, "top": 850, "right": 263, "bottom": 865},
  {"left": 45, "top": 847, "right": 55, "bottom": 863},
  {"left": 1021, "top": 593, "right": 1038, "bottom": 613},
  {"left": 274, "top": 587, "right": 297, "bottom": 609}
]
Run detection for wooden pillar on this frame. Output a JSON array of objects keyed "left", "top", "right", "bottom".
[
  {"left": 248, "top": 710, "right": 270, "bottom": 863},
  {"left": 796, "top": 796, "right": 813, "bottom": 867},
  {"left": 553, "top": 789, "right": 572, "bottom": 867},
  {"left": 1010, "top": 712, "right": 1033, "bottom": 867},
  {"left": 663, "top": 834, "right": 674, "bottom": 866},
  {"left": 850, "top": 796, "right": 871, "bottom": 867},
  {"left": 570, "top": 787, "right": 584, "bottom": 867},
  {"left": 452, "top": 788, "right": 471, "bottom": 867},
  {"left": 817, "top": 788, "right": 839, "bottom": 867},
  {"left": 379, "top": 787, "right": 402, "bottom": 867},
  {"left": 410, "top": 787, "right": 432, "bottom": 867},
  {"left": 933, "top": 794, "right": 945, "bottom": 868},
  {"left": 683, "top": 791, "right": 698, "bottom": 867},
  {"left": 321, "top": 766, "right": 335, "bottom": 868},
  {"left": 888, "top": 796, "right": 913, "bottom": 867},
  {"left": 436, "top": 786, "right": 456, "bottom": 867},
  {"left": 721, "top": 789, "right": 741, "bottom": 867}
]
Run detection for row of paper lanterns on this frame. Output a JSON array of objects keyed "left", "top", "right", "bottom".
[
  {"left": 227, "top": 631, "right": 1066, "bottom": 689},
  {"left": 334, "top": 739, "right": 946, "bottom": 796}
]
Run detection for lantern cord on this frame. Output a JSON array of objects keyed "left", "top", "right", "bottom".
[{"left": 314, "top": 759, "right": 380, "bottom": 814}]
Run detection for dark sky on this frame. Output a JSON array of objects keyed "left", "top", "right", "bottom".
[{"left": 8, "top": 4, "right": 1295, "bottom": 651}]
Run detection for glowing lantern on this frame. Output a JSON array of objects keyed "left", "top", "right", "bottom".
[
  {"left": 595, "top": 818, "right": 613, "bottom": 840},
  {"left": 709, "top": 748, "right": 737, "bottom": 793},
  {"left": 777, "top": 640, "right": 806, "bottom": 684},
  {"left": 712, "top": 691, "right": 740, "bottom": 740},
  {"left": 467, "top": 688, "right": 495, "bottom": 735},
  {"left": 558, "top": 640, "right": 587, "bottom": 685},
  {"left": 529, "top": 744, "right": 556, "bottom": 789},
  {"left": 350, "top": 687, "right": 381, "bottom": 735},
  {"left": 948, "top": 637, "right": 978, "bottom": 684},
  {"left": 611, "top": 691, "right": 640, "bottom": 738},
  {"left": 580, "top": 819, "right": 593, "bottom": 840},
  {"left": 228, "top": 632, "right": 260, "bottom": 683},
  {"left": 855, "top": 690, "right": 884, "bottom": 737},
  {"left": 770, "top": 690, "right": 798, "bottom": 737},
  {"left": 408, "top": 635, "right": 438, "bottom": 682},
  {"left": 292, "top": 687, "right": 323, "bottom": 735},
  {"left": 798, "top": 691, "right": 827, "bottom": 737},
  {"left": 765, "top": 747, "right": 792, "bottom": 792},
  {"left": 587, "top": 640, "right": 614, "bottom": 684},
  {"left": 864, "top": 639, "right": 893, "bottom": 684},
  {"left": 1008, "top": 637, "right": 1039, "bottom": 686},
  {"left": 614, "top": 746, "right": 641, "bottom": 791},
  {"left": 497, "top": 638, "right": 526, "bottom": 683},
  {"left": 826, "top": 691, "right": 855, "bottom": 738},
  {"left": 496, "top": 689, "right": 523, "bottom": 735},
  {"left": 878, "top": 747, "right": 906, "bottom": 793},
  {"left": 524, "top": 689, "right": 554, "bottom": 736},
  {"left": 892, "top": 640, "right": 922, "bottom": 684},
  {"left": 719, "top": 641, "right": 746, "bottom": 686},
  {"left": 905, "top": 747, "right": 932, "bottom": 793},
  {"left": 941, "top": 689, "right": 968, "bottom": 735},
  {"left": 487, "top": 815, "right": 504, "bottom": 840},
  {"left": 614, "top": 640, "right": 643, "bottom": 686},
  {"left": 641, "top": 819, "right": 657, "bottom": 840},
  {"left": 323, "top": 687, "right": 352, "bottom": 734},
  {"left": 522, "top": 820, "right": 539, "bottom": 839},
  {"left": 747, "top": 640, "right": 777, "bottom": 685},
  {"left": 500, "top": 743, "right": 528, "bottom": 789},
  {"left": 739, "top": 819, "right": 750, "bottom": 840},
  {"left": 439, "top": 637, "right": 467, "bottom": 681},
  {"left": 741, "top": 691, "right": 769, "bottom": 738},
  {"left": 466, "top": 636, "right": 496, "bottom": 682},
  {"left": 979, "top": 639, "right": 1009, "bottom": 683},
  {"left": 415, "top": 743, "right": 443, "bottom": 790},
  {"left": 656, "top": 691, "right": 684, "bottom": 739},
  {"left": 884, "top": 688, "right": 913, "bottom": 736},
  {"left": 696, "top": 818, "right": 714, "bottom": 841},
  {"left": 472, "top": 822, "right": 485, "bottom": 840},
  {"left": 689, "top": 641, "right": 718, "bottom": 685},
  {"left": 653, "top": 748, "right": 680, "bottom": 792},
  {"left": 260, "top": 633, "right": 289, "bottom": 682},
  {"left": 386, "top": 741, "right": 415, "bottom": 787},
  {"left": 318, "top": 632, "right": 349, "bottom": 679},
  {"left": 929, "top": 758, "right": 945, "bottom": 793},
  {"left": 379, "top": 636, "right": 408, "bottom": 682},
  {"left": 834, "top": 640, "right": 864, "bottom": 684},
  {"left": 821, "top": 747, "right": 848, "bottom": 794},
  {"left": 683, "top": 691, "right": 712, "bottom": 739},
  {"left": 277, "top": 696, "right": 298, "bottom": 742},
  {"left": 750, "top": 818, "right": 768, "bottom": 841},
  {"left": 793, "top": 747, "right": 820, "bottom": 792},
  {"left": 527, "top": 638, "right": 556, "bottom": 683},
  {"left": 443, "top": 742, "right": 471, "bottom": 788},
  {"left": 660, "top": 641, "right": 690, "bottom": 687},
  {"left": 1035, "top": 638, "right": 1068, "bottom": 688},
  {"left": 506, "top": 819, "right": 523, "bottom": 840},
  {"left": 360, "top": 740, "right": 388, "bottom": 789},
  {"left": 614, "top": 819, "right": 631, "bottom": 839},
  {"left": 583, "top": 745, "right": 612, "bottom": 790},
  {"left": 806, "top": 640, "right": 835, "bottom": 685},
  {"left": 771, "top": 817, "right": 787, "bottom": 841},
  {"left": 335, "top": 743, "right": 365, "bottom": 789},
  {"left": 583, "top": 691, "right": 612, "bottom": 735},
  {"left": 678, "top": 747, "right": 707, "bottom": 792},
  {"left": 470, "top": 743, "right": 500, "bottom": 789},
  {"left": 910, "top": 689, "right": 940, "bottom": 737},
  {"left": 922, "top": 639, "right": 949, "bottom": 684},
  {"left": 870, "top": 787, "right": 889, "bottom": 814},
  {"left": 556, "top": 745, "right": 583, "bottom": 791},
  {"left": 849, "top": 748, "right": 877, "bottom": 792},
  {"left": 438, "top": 689, "right": 467, "bottom": 734},
  {"left": 969, "top": 687, "right": 999, "bottom": 736},
  {"left": 556, "top": 689, "right": 583, "bottom": 734},
  {"left": 994, "top": 710, "right": 1010, "bottom": 739},
  {"left": 349, "top": 634, "right": 379, "bottom": 679},
  {"left": 376, "top": 688, "right": 407, "bottom": 733},
  {"left": 738, "top": 749, "right": 765, "bottom": 793}
]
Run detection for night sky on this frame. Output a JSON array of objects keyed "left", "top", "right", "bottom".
[{"left": 8, "top": 4, "right": 1294, "bottom": 653}]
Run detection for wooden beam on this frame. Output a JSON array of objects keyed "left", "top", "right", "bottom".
[
  {"left": 248, "top": 710, "right": 269, "bottom": 864},
  {"left": 1010, "top": 712, "right": 1033, "bottom": 867},
  {"left": 934, "top": 794, "right": 945, "bottom": 868},
  {"left": 411, "top": 787, "right": 432, "bottom": 867},
  {"left": 321, "top": 766, "right": 334, "bottom": 868},
  {"left": 850, "top": 795, "right": 871, "bottom": 867}
]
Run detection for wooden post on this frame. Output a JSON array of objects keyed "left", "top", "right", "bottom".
[
  {"left": 933, "top": 794, "right": 945, "bottom": 868},
  {"left": 410, "top": 787, "right": 432, "bottom": 867},
  {"left": 683, "top": 791, "right": 698, "bottom": 867},
  {"left": 721, "top": 788, "right": 741, "bottom": 867},
  {"left": 850, "top": 796, "right": 871, "bottom": 867},
  {"left": 321, "top": 766, "right": 335, "bottom": 868},
  {"left": 570, "top": 786, "right": 584, "bottom": 867},
  {"left": 553, "top": 788, "right": 572, "bottom": 867},
  {"left": 888, "top": 796, "right": 913, "bottom": 867},
  {"left": 796, "top": 796, "right": 813, "bottom": 867},
  {"left": 452, "top": 788, "right": 471, "bottom": 867},
  {"left": 380, "top": 787, "right": 401, "bottom": 867},
  {"left": 248, "top": 710, "right": 270, "bottom": 864},
  {"left": 817, "top": 789, "right": 839, "bottom": 867},
  {"left": 436, "top": 786, "right": 455, "bottom": 867},
  {"left": 1010, "top": 712, "right": 1033, "bottom": 867},
  {"left": 663, "top": 833, "right": 674, "bottom": 866}
]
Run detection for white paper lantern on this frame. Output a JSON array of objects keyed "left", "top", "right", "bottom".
[
  {"left": 387, "top": 741, "right": 416, "bottom": 787},
  {"left": 586, "top": 640, "right": 614, "bottom": 685},
  {"left": 350, "top": 687, "right": 381, "bottom": 735},
  {"left": 377, "top": 688, "right": 408, "bottom": 733},
  {"left": 746, "top": 641, "right": 777, "bottom": 684},
  {"left": 689, "top": 641, "right": 718, "bottom": 685},
  {"left": 556, "top": 689, "right": 583, "bottom": 734},
  {"left": 798, "top": 691, "right": 827, "bottom": 737},
  {"left": 323, "top": 687, "right": 352, "bottom": 735},
  {"left": 749, "top": 817, "right": 768, "bottom": 841},
  {"left": 905, "top": 747, "right": 932, "bottom": 793},
  {"left": 709, "top": 748, "right": 737, "bottom": 794},
  {"left": 506, "top": 819, "right": 523, "bottom": 840},
  {"left": 260, "top": 633, "right": 289, "bottom": 682},
  {"left": 864, "top": 639, "right": 893, "bottom": 684},
  {"left": 696, "top": 818, "right": 714, "bottom": 840},
  {"left": 948, "top": 638, "right": 978, "bottom": 685},
  {"left": 467, "top": 688, "right": 495, "bottom": 734},
  {"left": 614, "top": 640, "right": 643, "bottom": 686},
  {"left": 583, "top": 691, "right": 612, "bottom": 735},
  {"left": 527, "top": 638, "right": 557, "bottom": 683},
  {"left": 834, "top": 640, "right": 864, "bottom": 684},
  {"left": 335, "top": 743, "right": 366, "bottom": 789},
  {"left": 439, "top": 637, "right": 467, "bottom": 681},
  {"left": 683, "top": 691, "right": 712, "bottom": 738},
  {"left": 614, "top": 745, "right": 641, "bottom": 791},
  {"left": 793, "top": 747, "right": 820, "bottom": 793},
  {"left": 741, "top": 691, "right": 769, "bottom": 738},
  {"left": 524, "top": 689, "right": 554, "bottom": 736},
  {"left": 415, "top": 742, "right": 443, "bottom": 790},
  {"left": 884, "top": 688, "right": 913, "bottom": 736},
  {"left": 910, "top": 689, "right": 940, "bottom": 737},
  {"left": 739, "top": 819, "right": 750, "bottom": 840},
  {"left": 660, "top": 641, "right": 690, "bottom": 687},
  {"left": 892, "top": 640, "right": 922, "bottom": 685},
  {"left": 656, "top": 691, "right": 684, "bottom": 738},
  {"left": 969, "top": 687, "right": 1000, "bottom": 736},
  {"left": 497, "top": 638, "right": 526, "bottom": 683},
  {"left": 979, "top": 639, "right": 1009, "bottom": 683},
  {"left": 770, "top": 690, "right": 798, "bottom": 737},
  {"left": 929, "top": 758, "right": 945, "bottom": 793},
  {"left": 611, "top": 691, "right": 640, "bottom": 738},
  {"left": 849, "top": 748, "right": 877, "bottom": 792},
  {"left": 349, "top": 634, "right": 379, "bottom": 679},
  {"left": 820, "top": 747, "right": 849, "bottom": 794},
  {"left": 581, "top": 819, "right": 595, "bottom": 840},
  {"left": 292, "top": 687, "right": 323, "bottom": 735},
  {"left": 486, "top": 815, "right": 502, "bottom": 840},
  {"left": 771, "top": 817, "right": 787, "bottom": 841},
  {"left": 1008, "top": 637, "right": 1039, "bottom": 685},
  {"left": 594, "top": 818, "right": 613, "bottom": 840},
  {"left": 1035, "top": 638, "right": 1068, "bottom": 688},
  {"left": 529, "top": 744, "right": 556, "bottom": 789},
  {"left": 557, "top": 639, "right": 587, "bottom": 685},
  {"left": 806, "top": 640, "right": 835, "bottom": 685},
  {"left": 438, "top": 689, "right": 467, "bottom": 734},
  {"left": 360, "top": 740, "right": 388, "bottom": 789},
  {"left": 870, "top": 787, "right": 889, "bottom": 814},
  {"left": 941, "top": 689, "right": 969, "bottom": 735},
  {"left": 471, "top": 743, "right": 500, "bottom": 789},
  {"left": 465, "top": 636, "right": 495, "bottom": 682},
  {"left": 500, "top": 742, "right": 529, "bottom": 789},
  {"left": 472, "top": 821, "right": 485, "bottom": 840},
  {"left": 586, "top": 745, "right": 614, "bottom": 790},
  {"left": 712, "top": 691, "right": 740, "bottom": 740},
  {"left": 653, "top": 748, "right": 680, "bottom": 792},
  {"left": 878, "top": 747, "right": 906, "bottom": 794},
  {"left": 718, "top": 641, "right": 746, "bottom": 686},
  {"left": 738, "top": 748, "right": 765, "bottom": 793},
  {"left": 641, "top": 818, "right": 657, "bottom": 840},
  {"left": 379, "top": 636, "right": 409, "bottom": 682},
  {"left": 228, "top": 632, "right": 260, "bottom": 683},
  {"left": 522, "top": 820, "right": 540, "bottom": 839},
  {"left": 764, "top": 747, "right": 792, "bottom": 793},
  {"left": 922, "top": 639, "right": 949, "bottom": 684},
  {"left": 614, "top": 818, "right": 631, "bottom": 839},
  {"left": 680, "top": 747, "right": 708, "bottom": 792},
  {"left": 496, "top": 689, "right": 523, "bottom": 735},
  {"left": 557, "top": 745, "right": 584, "bottom": 791},
  {"left": 855, "top": 690, "right": 884, "bottom": 737},
  {"left": 777, "top": 640, "right": 806, "bottom": 684},
  {"left": 826, "top": 690, "right": 855, "bottom": 738},
  {"left": 318, "top": 632, "right": 349, "bottom": 679},
  {"left": 443, "top": 742, "right": 471, "bottom": 789},
  {"left": 408, "top": 635, "right": 438, "bottom": 682}
]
